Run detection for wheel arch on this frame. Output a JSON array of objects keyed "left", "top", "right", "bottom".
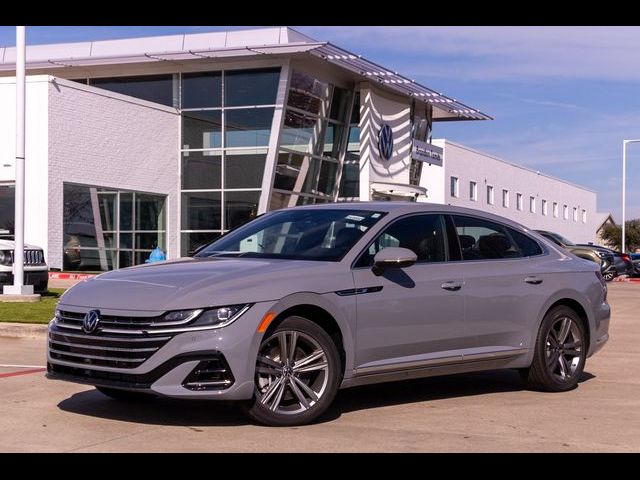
[{"left": 536, "top": 293, "right": 593, "bottom": 352}]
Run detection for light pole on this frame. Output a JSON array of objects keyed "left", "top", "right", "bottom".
[
  {"left": 3, "top": 26, "right": 33, "bottom": 296},
  {"left": 622, "top": 139, "right": 640, "bottom": 254}
]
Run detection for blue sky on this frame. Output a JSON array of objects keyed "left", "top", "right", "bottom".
[{"left": 1, "top": 25, "right": 639, "bottom": 221}]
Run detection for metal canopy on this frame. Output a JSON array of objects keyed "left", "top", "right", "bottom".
[{"left": 309, "top": 43, "right": 492, "bottom": 121}]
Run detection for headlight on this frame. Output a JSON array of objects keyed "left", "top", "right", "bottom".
[
  {"left": 0, "top": 250, "right": 12, "bottom": 266},
  {"left": 160, "top": 305, "right": 250, "bottom": 329}
]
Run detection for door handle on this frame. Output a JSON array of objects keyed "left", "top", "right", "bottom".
[
  {"left": 524, "top": 276, "right": 543, "bottom": 285},
  {"left": 441, "top": 281, "right": 462, "bottom": 291}
]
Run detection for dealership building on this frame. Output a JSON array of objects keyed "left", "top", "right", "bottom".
[{"left": 0, "top": 27, "right": 609, "bottom": 271}]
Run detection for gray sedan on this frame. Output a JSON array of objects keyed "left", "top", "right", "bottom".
[{"left": 46, "top": 203, "right": 610, "bottom": 426}]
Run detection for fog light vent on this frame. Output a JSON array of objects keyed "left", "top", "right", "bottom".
[{"left": 182, "top": 357, "right": 234, "bottom": 391}]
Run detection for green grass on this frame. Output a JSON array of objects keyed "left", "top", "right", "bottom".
[{"left": 0, "top": 288, "right": 65, "bottom": 324}]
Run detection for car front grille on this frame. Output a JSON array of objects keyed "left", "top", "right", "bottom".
[
  {"left": 55, "top": 310, "right": 177, "bottom": 333},
  {"left": 48, "top": 326, "right": 174, "bottom": 369},
  {"left": 7, "top": 249, "right": 46, "bottom": 266}
]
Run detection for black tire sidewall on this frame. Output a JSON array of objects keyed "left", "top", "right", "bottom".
[
  {"left": 533, "top": 306, "right": 587, "bottom": 391},
  {"left": 243, "top": 316, "right": 341, "bottom": 427}
]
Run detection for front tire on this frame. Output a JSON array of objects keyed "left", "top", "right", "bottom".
[
  {"left": 521, "top": 306, "right": 587, "bottom": 392},
  {"left": 242, "top": 316, "right": 341, "bottom": 427},
  {"left": 603, "top": 271, "right": 616, "bottom": 282}
]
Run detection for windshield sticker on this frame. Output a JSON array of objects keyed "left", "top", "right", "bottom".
[{"left": 345, "top": 215, "right": 365, "bottom": 222}]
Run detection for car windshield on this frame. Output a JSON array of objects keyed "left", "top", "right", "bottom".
[{"left": 196, "top": 209, "right": 386, "bottom": 261}]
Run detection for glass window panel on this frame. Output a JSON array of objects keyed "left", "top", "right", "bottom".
[
  {"left": 225, "top": 68, "right": 280, "bottom": 107},
  {"left": 270, "top": 191, "right": 297, "bottom": 210},
  {"left": 225, "top": 150, "right": 266, "bottom": 189},
  {"left": 0, "top": 184, "right": 15, "bottom": 235},
  {"left": 118, "top": 250, "right": 134, "bottom": 269},
  {"left": 119, "top": 192, "right": 133, "bottom": 230},
  {"left": 134, "top": 251, "right": 156, "bottom": 266},
  {"left": 452, "top": 215, "right": 522, "bottom": 260},
  {"left": 182, "top": 110, "right": 222, "bottom": 150},
  {"left": 135, "top": 232, "right": 164, "bottom": 250},
  {"left": 322, "top": 122, "right": 345, "bottom": 159},
  {"left": 280, "top": 110, "right": 323, "bottom": 153},
  {"left": 119, "top": 233, "right": 133, "bottom": 249},
  {"left": 347, "top": 125, "right": 360, "bottom": 153},
  {"left": 63, "top": 184, "right": 97, "bottom": 248},
  {"left": 287, "top": 71, "right": 330, "bottom": 115},
  {"left": 351, "top": 92, "right": 360, "bottom": 124},
  {"left": 225, "top": 108, "right": 274, "bottom": 148},
  {"left": 136, "top": 194, "right": 166, "bottom": 231},
  {"left": 181, "top": 192, "right": 221, "bottom": 230},
  {"left": 339, "top": 162, "right": 360, "bottom": 198},
  {"left": 90, "top": 75, "right": 174, "bottom": 106},
  {"left": 329, "top": 87, "right": 351, "bottom": 122},
  {"left": 509, "top": 228, "right": 543, "bottom": 257},
  {"left": 274, "top": 151, "right": 321, "bottom": 194},
  {"left": 181, "top": 71, "right": 222, "bottom": 109},
  {"left": 66, "top": 249, "right": 116, "bottom": 272},
  {"left": 182, "top": 151, "right": 222, "bottom": 190},
  {"left": 317, "top": 160, "right": 338, "bottom": 195},
  {"left": 224, "top": 191, "right": 261, "bottom": 230},
  {"left": 181, "top": 232, "right": 222, "bottom": 257},
  {"left": 98, "top": 193, "right": 117, "bottom": 231}
]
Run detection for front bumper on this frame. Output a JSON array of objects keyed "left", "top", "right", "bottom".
[
  {"left": 0, "top": 270, "right": 48, "bottom": 293},
  {"left": 46, "top": 301, "right": 275, "bottom": 400}
]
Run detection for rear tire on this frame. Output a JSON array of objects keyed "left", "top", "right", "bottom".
[
  {"left": 242, "top": 316, "right": 341, "bottom": 427},
  {"left": 521, "top": 306, "right": 587, "bottom": 392},
  {"left": 96, "top": 386, "right": 154, "bottom": 402},
  {"left": 603, "top": 271, "right": 616, "bottom": 282}
]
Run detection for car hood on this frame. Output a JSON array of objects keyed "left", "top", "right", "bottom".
[
  {"left": 58, "top": 256, "right": 349, "bottom": 312},
  {"left": 0, "top": 239, "right": 42, "bottom": 250}
]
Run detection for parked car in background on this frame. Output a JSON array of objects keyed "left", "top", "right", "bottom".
[
  {"left": 0, "top": 231, "right": 48, "bottom": 293},
  {"left": 535, "top": 230, "right": 616, "bottom": 280},
  {"left": 577, "top": 244, "right": 635, "bottom": 279},
  {"left": 47, "top": 203, "right": 610, "bottom": 426}
]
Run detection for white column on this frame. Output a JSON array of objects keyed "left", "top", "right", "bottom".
[{"left": 4, "top": 26, "right": 33, "bottom": 295}]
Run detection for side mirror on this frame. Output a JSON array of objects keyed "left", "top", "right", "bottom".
[{"left": 372, "top": 247, "right": 417, "bottom": 276}]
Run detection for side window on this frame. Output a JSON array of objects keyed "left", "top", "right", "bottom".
[
  {"left": 355, "top": 214, "right": 446, "bottom": 267},
  {"left": 508, "top": 228, "right": 543, "bottom": 257},
  {"left": 451, "top": 215, "right": 522, "bottom": 260}
]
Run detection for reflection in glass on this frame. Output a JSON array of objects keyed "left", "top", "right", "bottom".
[
  {"left": 90, "top": 74, "right": 174, "bottom": 106},
  {"left": 287, "top": 71, "right": 330, "bottom": 116},
  {"left": 181, "top": 71, "right": 222, "bottom": 109},
  {"left": 224, "top": 191, "right": 260, "bottom": 230},
  {"left": 181, "top": 232, "right": 222, "bottom": 257},
  {"left": 225, "top": 150, "right": 266, "bottom": 189},
  {"left": 317, "top": 160, "right": 338, "bottom": 195},
  {"left": 136, "top": 194, "right": 166, "bottom": 231},
  {"left": 98, "top": 193, "right": 117, "bottom": 232},
  {"left": 322, "top": 122, "right": 344, "bottom": 159},
  {"left": 339, "top": 161, "right": 360, "bottom": 198},
  {"left": 182, "top": 151, "right": 222, "bottom": 190},
  {"left": 0, "top": 185, "right": 15, "bottom": 235},
  {"left": 181, "top": 192, "right": 222, "bottom": 230},
  {"left": 225, "top": 68, "right": 280, "bottom": 107},
  {"left": 120, "top": 192, "right": 133, "bottom": 230},
  {"left": 280, "top": 110, "right": 323, "bottom": 153},
  {"left": 225, "top": 108, "right": 274, "bottom": 148},
  {"left": 182, "top": 110, "right": 222, "bottom": 150}
]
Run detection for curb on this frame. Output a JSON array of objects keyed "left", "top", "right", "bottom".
[
  {"left": 612, "top": 276, "right": 640, "bottom": 283},
  {"left": 0, "top": 322, "right": 48, "bottom": 339}
]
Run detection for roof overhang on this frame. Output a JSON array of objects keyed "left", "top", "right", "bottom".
[{"left": 0, "top": 27, "right": 491, "bottom": 122}]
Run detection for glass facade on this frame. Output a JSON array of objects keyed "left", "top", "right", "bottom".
[
  {"left": 63, "top": 183, "right": 166, "bottom": 271},
  {"left": 0, "top": 184, "right": 15, "bottom": 236},
  {"left": 273, "top": 70, "right": 353, "bottom": 209},
  {"left": 180, "top": 67, "right": 280, "bottom": 256},
  {"left": 338, "top": 92, "right": 361, "bottom": 200},
  {"left": 89, "top": 75, "right": 177, "bottom": 107}
]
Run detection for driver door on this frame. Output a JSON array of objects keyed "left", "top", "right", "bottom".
[{"left": 352, "top": 214, "right": 466, "bottom": 373}]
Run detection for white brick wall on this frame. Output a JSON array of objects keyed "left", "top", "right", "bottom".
[
  {"left": 421, "top": 139, "right": 599, "bottom": 243},
  {"left": 47, "top": 77, "right": 180, "bottom": 269}
]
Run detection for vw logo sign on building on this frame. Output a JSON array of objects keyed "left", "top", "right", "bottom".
[
  {"left": 377, "top": 124, "right": 394, "bottom": 161},
  {"left": 82, "top": 309, "right": 101, "bottom": 334}
]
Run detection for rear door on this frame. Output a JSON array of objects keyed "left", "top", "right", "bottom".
[{"left": 450, "top": 214, "right": 548, "bottom": 354}]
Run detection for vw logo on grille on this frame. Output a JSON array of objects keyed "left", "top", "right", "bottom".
[
  {"left": 82, "top": 310, "right": 101, "bottom": 334},
  {"left": 377, "top": 124, "right": 394, "bottom": 161}
]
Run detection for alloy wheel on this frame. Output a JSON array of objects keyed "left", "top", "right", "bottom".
[
  {"left": 255, "top": 330, "right": 329, "bottom": 415},
  {"left": 545, "top": 317, "right": 583, "bottom": 382}
]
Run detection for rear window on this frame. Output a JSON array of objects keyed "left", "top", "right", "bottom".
[{"left": 508, "top": 228, "right": 544, "bottom": 257}]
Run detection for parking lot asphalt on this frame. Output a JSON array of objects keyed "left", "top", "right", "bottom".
[{"left": 0, "top": 283, "right": 638, "bottom": 452}]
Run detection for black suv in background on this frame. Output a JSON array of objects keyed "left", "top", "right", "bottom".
[
  {"left": 575, "top": 244, "right": 635, "bottom": 279},
  {"left": 535, "top": 230, "right": 617, "bottom": 281}
]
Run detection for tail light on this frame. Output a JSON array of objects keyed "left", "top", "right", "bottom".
[{"left": 621, "top": 253, "right": 631, "bottom": 262}]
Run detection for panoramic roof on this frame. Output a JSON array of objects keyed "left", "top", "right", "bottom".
[{"left": 0, "top": 26, "right": 491, "bottom": 121}]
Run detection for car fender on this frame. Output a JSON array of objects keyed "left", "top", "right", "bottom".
[{"left": 258, "top": 291, "right": 357, "bottom": 380}]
